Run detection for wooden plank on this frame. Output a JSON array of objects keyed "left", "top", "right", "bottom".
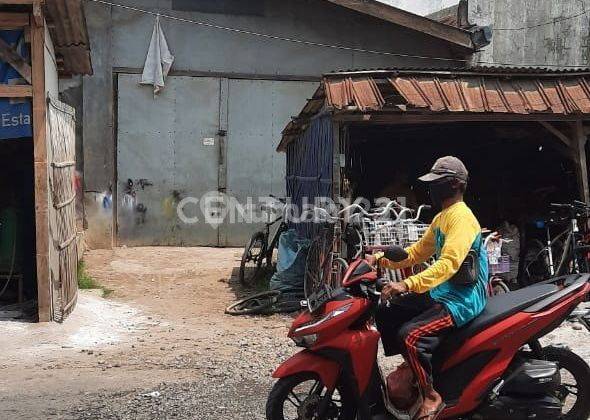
[
  {"left": 31, "top": 10, "right": 51, "bottom": 322},
  {"left": 324, "top": 0, "right": 474, "bottom": 50},
  {"left": 0, "top": 12, "right": 29, "bottom": 28},
  {"left": 0, "top": 36, "right": 32, "bottom": 83},
  {"left": 574, "top": 121, "right": 590, "bottom": 204},
  {"left": 0, "top": 0, "right": 43, "bottom": 4},
  {"left": 32, "top": 0, "right": 42, "bottom": 27},
  {"left": 539, "top": 121, "right": 572, "bottom": 148},
  {"left": 0, "top": 84, "right": 32, "bottom": 97}
]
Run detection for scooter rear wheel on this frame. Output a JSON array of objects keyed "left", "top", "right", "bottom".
[
  {"left": 544, "top": 346, "right": 590, "bottom": 420},
  {"left": 266, "top": 372, "right": 356, "bottom": 420}
]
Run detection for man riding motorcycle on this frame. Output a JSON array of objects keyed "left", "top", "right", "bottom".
[{"left": 373, "top": 156, "right": 489, "bottom": 420}]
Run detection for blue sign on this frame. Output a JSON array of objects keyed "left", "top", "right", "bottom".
[{"left": 0, "top": 30, "right": 32, "bottom": 140}]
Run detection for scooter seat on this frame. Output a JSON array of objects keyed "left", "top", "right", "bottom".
[{"left": 437, "top": 284, "right": 559, "bottom": 358}]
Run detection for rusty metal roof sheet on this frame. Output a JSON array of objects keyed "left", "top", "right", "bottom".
[
  {"left": 45, "top": 0, "right": 92, "bottom": 75},
  {"left": 327, "top": 66, "right": 590, "bottom": 76},
  {"left": 325, "top": 77, "right": 385, "bottom": 111},
  {"left": 327, "top": 75, "right": 590, "bottom": 114},
  {"left": 277, "top": 67, "right": 590, "bottom": 151}
]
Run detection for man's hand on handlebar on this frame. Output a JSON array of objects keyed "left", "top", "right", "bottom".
[
  {"left": 366, "top": 254, "right": 378, "bottom": 267},
  {"left": 381, "top": 281, "right": 408, "bottom": 300},
  {"left": 366, "top": 252, "right": 390, "bottom": 268}
]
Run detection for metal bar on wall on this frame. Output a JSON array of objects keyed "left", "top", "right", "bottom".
[
  {"left": 332, "top": 120, "right": 340, "bottom": 200},
  {"left": 112, "top": 72, "right": 119, "bottom": 247},
  {"left": 217, "top": 77, "right": 229, "bottom": 246}
]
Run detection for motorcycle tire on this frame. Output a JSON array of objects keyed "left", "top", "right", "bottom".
[
  {"left": 225, "top": 291, "right": 281, "bottom": 316},
  {"left": 544, "top": 346, "right": 590, "bottom": 420},
  {"left": 266, "top": 372, "right": 356, "bottom": 420}
]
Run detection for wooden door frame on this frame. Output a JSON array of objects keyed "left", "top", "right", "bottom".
[
  {"left": 31, "top": 5, "right": 50, "bottom": 321},
  {"left": 0, "top": 3, "right": 51, "bottom": 321}
]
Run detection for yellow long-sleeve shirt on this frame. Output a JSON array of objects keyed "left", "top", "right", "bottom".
[{"left": 382, "top": 201, "right": 488, "bottom": 326}]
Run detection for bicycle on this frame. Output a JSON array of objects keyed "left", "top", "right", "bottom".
[
  {"left": 357, "top": 203, "right": 432, "bottom": 281},
  {"left": 304, "top": 201, "right": 430, "bottom": 312},
  {"left": 239, "top": 195, "right": 289, "bottom": 287},
  {"left": 522, "top": 201, "right": 590, "bottom": 285}
]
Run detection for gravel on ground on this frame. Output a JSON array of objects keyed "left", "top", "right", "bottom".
[{"left": 0, "top": 247, "right": 588, "bottom": 419}]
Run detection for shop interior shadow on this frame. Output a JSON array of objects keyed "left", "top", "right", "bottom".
[{"left": 0, "top": 137, "right": 37, "bottom": 321}]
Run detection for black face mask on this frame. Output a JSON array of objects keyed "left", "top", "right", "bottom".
[{"left": 428, "top": 178, "right": 457, "bottom": 209}]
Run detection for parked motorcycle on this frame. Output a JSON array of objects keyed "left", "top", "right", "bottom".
[{"left": 266, "top": 247, "right": 590, "bottom": 420}]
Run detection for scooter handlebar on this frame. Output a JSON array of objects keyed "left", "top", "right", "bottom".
[{"left": 375, "top": 277, "right": 389, "bottom": 293}]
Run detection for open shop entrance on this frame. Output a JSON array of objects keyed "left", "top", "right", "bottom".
[
  {"left": 344, "top": 121, "right": 584, "bottom": 287},
  {"left": 0, "top": 137, "right": 37, "bottom": 317}
]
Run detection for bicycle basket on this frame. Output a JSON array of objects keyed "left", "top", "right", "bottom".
[
  {"left": 490, "top": 255, "right": 510, "bottom": 275},
  {"left": 362, "top": 220, "right": 429, "bottom": 248}
]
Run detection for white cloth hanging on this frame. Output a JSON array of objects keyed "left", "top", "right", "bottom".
[{"left": 140, "top": 15, "right": 174, "bottom": 94}]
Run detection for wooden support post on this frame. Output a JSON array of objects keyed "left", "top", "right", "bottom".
[
  {"left": 539, "top": 121, "right": 571, "bottom": 148},
  {"left": 574, "top": 121, "right": 590, "bottom": 204},
  {"left": 31, "top": 12, "right": 51, "bottom": 321},
  {"left": 32, "top": 0, "right": 42, "bottom": 27}
]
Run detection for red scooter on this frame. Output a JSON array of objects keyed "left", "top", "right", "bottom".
[{"left": 266, "top": 247, "right": 590, "bottom": 420}]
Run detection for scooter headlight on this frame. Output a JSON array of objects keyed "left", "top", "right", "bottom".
[
  {"left": 293, "top": 303, "right": 353, "bottom": 335},
  {"left": 292, "top": 334, "right": 318, "bottom": 348}
]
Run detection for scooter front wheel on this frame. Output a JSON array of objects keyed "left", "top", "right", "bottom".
[{"left": 266, "top": 372, "right": 356, "bottom": 420}]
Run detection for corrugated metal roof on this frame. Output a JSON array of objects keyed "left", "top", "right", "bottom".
[
  {"left": 277, "top": 67, "right": 590, "bottom": 151},
  {"left": 325, "top": 77, "right": 385, "bottom": 111},
  {"left": 45, "top": 0, "right": 92, "bottom": 75},
  {"left": 426, "top": 1, "right": 470, "bottom": 29},
  {"left": 327, "top": 66, "right": 590, "bottom": 76},
  {"left": 327, "top": 75, "right": 590, "bottom": 114}
]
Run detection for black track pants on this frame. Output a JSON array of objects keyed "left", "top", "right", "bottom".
[{"left": 375, "top": 293, "right": 456, "bottom": 389}]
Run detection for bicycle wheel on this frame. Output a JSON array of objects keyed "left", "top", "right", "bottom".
[
  {"left": 225, "top": 290, "right": 281, "bottom": 315},
  {"left": 304, "top": 224, "right": 335, "bottom": 299},
  {"left": 489, "top": 277, "right": 510, "bottom": 296},
  {"left": 239, "top": 232, "right": 267, "bottom": 287},
  {"left": 522, "top": 239, "right": 553, "bottom": 284}
]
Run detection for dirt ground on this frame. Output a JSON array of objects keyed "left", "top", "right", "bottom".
[{"left": 0, "top": 246, "right": 589, "bottom": 420}]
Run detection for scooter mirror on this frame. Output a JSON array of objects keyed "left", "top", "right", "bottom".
[{"left": 384, "top": 245, "right": 409, "bottom": 262}]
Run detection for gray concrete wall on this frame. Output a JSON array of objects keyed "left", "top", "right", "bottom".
[
  {"left": 82, "top": 0, "right": 467, "bottom": 248},
  {"left": 469, "top": 0, "right": 590, "bottom": 67},
  {"left": 109, "top": 0, "right": 462, "bottom": 74},
  {"left": 44, "top": 26, "right": 59, "bottom": 98},
  {"left": 83, "top": 1, "right": 114, "bottom": 249},
  {"left": 59, "top": 76, "right": 83, "bottom": 173}
]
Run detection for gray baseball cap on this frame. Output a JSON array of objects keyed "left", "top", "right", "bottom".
[{"left": 418, "top": 156, "right": 469, "bottom": 182}]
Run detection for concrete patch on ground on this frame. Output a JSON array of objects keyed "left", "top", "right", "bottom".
[{"left": 0, "top": 290, "right": 146, "bottom": 363}]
